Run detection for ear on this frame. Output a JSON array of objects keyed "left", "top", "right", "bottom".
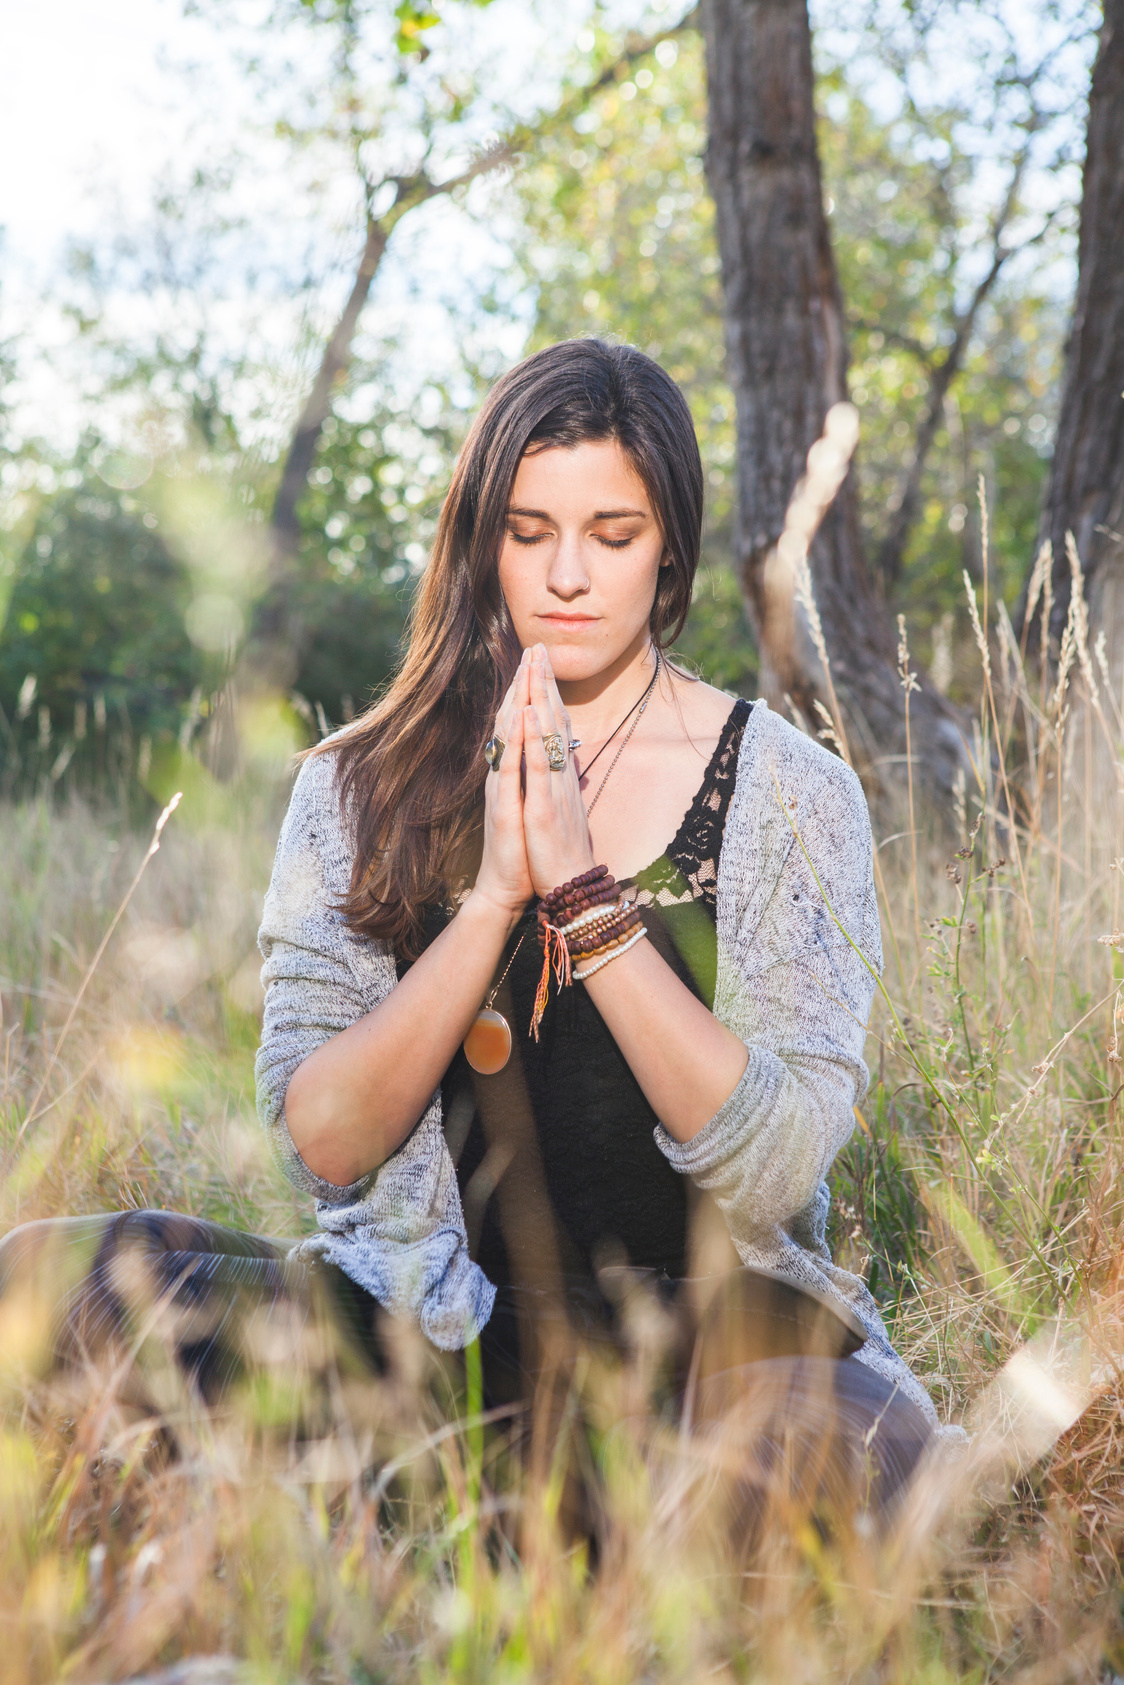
[{"left": 660, "top": 549, "right": 671, "bottom": 569}]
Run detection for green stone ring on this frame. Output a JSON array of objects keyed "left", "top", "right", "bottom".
[{"left": 484, "top": 735, "right": 505, "bottom": 771}]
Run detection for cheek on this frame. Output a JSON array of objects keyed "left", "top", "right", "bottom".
[
  {"left": 612, "top": 545, "right": 665, "bottom": 619},
  {"left": 496, "top": 542, "right": 536, "bottom": 626}
]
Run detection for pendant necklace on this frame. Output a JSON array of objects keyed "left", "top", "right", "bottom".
[
  {"left": 462, "top": 652, "right": 660, "bottom": 1075},
  {"left": 462, "top": 930, "right": 527, "bottom": 1074}
]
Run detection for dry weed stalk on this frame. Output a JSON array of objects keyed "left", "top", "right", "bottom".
[
  {"left": 0, "top": 495, "right": 1121, "bottom": 1680},
  {"left": 764, "top": 401, "right": 858, "bottom": 764}
]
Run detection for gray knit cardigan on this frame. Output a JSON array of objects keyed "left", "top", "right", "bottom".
[{"left": 255, "top": 701, "right": 939, "bottom": 1427}]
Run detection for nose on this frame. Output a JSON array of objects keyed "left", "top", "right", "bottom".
[{"left": 545, "top": 529, "right": 591, "bottom": 601}]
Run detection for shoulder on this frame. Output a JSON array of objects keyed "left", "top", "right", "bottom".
[
  {"left": 717, "top": 706, "right": 881, "bottom": 965},
  {"left": 721, "top": 705, "right": 876, "bottom": 911},
  {"left": 284, "top": 727, "right": 364, "bottom": 833},
  {"left": 271, "top": 736, "right": 356, "bottom": 896},
  {"left": 735, "top": 703, "right": 868, "bottom": 830},
  {"left": 665, "top": 668, "right": 742, "bottom": 748}
]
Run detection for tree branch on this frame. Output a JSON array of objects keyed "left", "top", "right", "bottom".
[
  {"left": 848, "top": 319, "right": 937, "bottom": 372},
  {"left": 247, "top": 13, "right": 701, "bottom": 687},
  {"left": 875, "top": 145, "right": 1047, "bottom": 589},
  {"left": 265, "top": 11, "right": 699, "bottom": 582}
]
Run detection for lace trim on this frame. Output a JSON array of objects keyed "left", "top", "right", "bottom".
[{"left": 632, "top": 698, "right": 752, "bottom": 918}]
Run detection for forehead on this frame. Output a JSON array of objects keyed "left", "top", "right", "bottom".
[{"left": 509, "top": 438, "right": 650, "bottom": 509}]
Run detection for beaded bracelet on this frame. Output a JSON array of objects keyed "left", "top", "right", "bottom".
[
  {"left": 540, "top": 865, "right": 609, "bottom": 917},
  {"left": 573, "top": 924, "right": 648, "bottom": 980},
  {"left": 569, "top": 908, "right": 642, "bottom": 958},
  {"left": 537, "top": 868, "right": 619, "bottom": 942},
  {"left": 532, "top": 866, "right": 612, "bottom": 1040},
  {"left": 531, "top": 867, "right": 645, "bottom": 1028},
  {"left": 559, "top": 899, "right": 624, "bottom": 937},
  {"left": 538, "top": 887, "right": 616, "bottom": 932},
  {"left": 560, "top": 901, "right": 632, "bottom": 943}
]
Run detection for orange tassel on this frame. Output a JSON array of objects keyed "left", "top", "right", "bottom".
[{"left": 530, "top": 921, "right": 571, "bottom": 1041}]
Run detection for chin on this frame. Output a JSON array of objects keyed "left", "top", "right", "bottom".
[{"left": 537, "top": 642, "right": 612, "bottom": 683}]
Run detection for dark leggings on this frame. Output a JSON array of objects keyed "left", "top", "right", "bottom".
[{"left": 0, "top": 1209, "right": 933, "bottom": 1524}]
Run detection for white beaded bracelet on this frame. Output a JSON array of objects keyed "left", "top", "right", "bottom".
[
  {"left": 572, "top": 924, "right": 647, "bottom": 981},
  {"left": 559, "top": 896, "right": 626, "bottom": 937}
]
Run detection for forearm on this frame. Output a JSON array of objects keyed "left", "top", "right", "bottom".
[
  {"left": 284, "top": 891, "right": 520, "bottom": 1185},
  {"left": 582, "top": 937, "right": 749, "bottom": 1141}
]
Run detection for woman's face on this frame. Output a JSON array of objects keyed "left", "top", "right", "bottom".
[{"left": 497, "top": 438, "right": 665, "bottom": 685}]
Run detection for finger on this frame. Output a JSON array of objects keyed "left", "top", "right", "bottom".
[
  {"left": 497, "top": 658, "right": 531, "bottom": 740},
  {"left": 535, "top": 644, "right": 574, "bottom": 748},
  {"left": 523, "top": 704, "right": 551, "bottom": 786},
  {"left": 491, "top": 699, "right": 525, "bottom": 812},
  {"left": 543, "top": 665, "right": 572, "bottom": 745},
  {"left": 528, "top": 656, "right": 558, "bottom": 741}
]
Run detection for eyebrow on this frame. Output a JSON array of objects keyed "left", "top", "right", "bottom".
[{"left": 505, "top": 505, "right": 648, "bottom": 520}]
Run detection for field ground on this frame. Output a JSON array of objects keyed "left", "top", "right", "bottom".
[{"left": 1, "top": 599, "right": 1123, "bottom": 1684}]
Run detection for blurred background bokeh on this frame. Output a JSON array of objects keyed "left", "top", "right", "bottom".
[
  {"left": 3, "top": 5, "right": 1124, "bottom": 1681},
  {"left": 0, "top": 0, "right": 1098, "bottom": 792}
]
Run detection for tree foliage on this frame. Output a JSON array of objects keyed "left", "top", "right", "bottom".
[
  {"left": 0, "top": 0, "right": 1103, "bottom": 788},
  {"left": 506, "top": 6, "right": 1092, "bottom": 678}
]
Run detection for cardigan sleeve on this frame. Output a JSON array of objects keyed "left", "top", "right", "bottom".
[
  {"left": 654, "top": 729, "right": 881, "bottom": 1241},
  {"left": 254, "top": 750, "right": 396, "bottom": 1205}
]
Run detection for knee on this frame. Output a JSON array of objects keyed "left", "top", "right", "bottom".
[{"left": 0, "top": 1215, "right": 114, "bottom": 1297}]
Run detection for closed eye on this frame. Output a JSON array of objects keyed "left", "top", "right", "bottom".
[{"left": 505, "top": 527, "right": 640, "bottom": 549}]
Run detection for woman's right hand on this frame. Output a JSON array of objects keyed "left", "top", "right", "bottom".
[
  {"left": 471, "top": 653, "right": 534, "bottom": 923},
  {"left": 287, "top": 656, "right": 535, "bottom": 1183}
]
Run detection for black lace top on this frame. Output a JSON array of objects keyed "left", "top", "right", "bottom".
[{"left": 423, "top": 698, "right": 752, "bottom": 1296}]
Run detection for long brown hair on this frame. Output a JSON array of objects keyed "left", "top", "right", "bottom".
[{"left": 321, "top": 337, "right": 704, "bottom": 954}]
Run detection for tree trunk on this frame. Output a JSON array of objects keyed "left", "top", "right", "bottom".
[
  {"left": 701, "top": 0, "right": 970, "bottom": 795},
  {"left": 240, "top": 217, "right": 390, "bottom": 693},
  {"left": 1021, "top": 0, "right": 1124, "bottom": 653}
]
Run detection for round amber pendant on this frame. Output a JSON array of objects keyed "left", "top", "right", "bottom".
[{"left": 463, "top": 1008, "right": 512, "bottom": 1074}]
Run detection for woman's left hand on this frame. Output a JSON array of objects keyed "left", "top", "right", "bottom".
[{"left": 521, "top": 645, "right": 597, "bottom": 898}]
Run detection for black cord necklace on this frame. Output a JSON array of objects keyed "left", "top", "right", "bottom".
[{"left": 576, "top": 653, "right": 661, "bottom": 782}]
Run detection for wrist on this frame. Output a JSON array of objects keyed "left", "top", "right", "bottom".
[
  {"left": 462, "top": 884, "right": 527, "bottom": 938},
  {"left": 533, "top": 855, "right": 600, "bottom": 902}
]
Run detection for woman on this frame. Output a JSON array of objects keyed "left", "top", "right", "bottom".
[
  {"left": 0, "top": 339, "right": 940, "bottom": 1518},
  {"left": 255, "top": 334, "right": 942, "bottom": 1480}
]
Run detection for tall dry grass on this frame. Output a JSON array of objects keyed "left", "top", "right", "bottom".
[{"left": 0, "top": 549, "right": 1121, "bottom": 1684}]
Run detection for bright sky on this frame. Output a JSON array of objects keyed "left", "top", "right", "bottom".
[
  {"left": 1, "top": 0, "right": 263, "bottom": 446},
  {"left": 1, "top": 0, "right": 235, "bottom": 269},
  {"left": 0, "top": 0, "right": 1090, "bottom": 454},
  {"left": 0, "top": 0, "right": 569, "bottom": 449}
]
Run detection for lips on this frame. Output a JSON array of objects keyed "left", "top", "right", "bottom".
[{"left": 538, "top": 613, "right": 598, "bottom": 626}]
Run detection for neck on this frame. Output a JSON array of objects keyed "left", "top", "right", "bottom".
[{"left": 558, "top": 639, "right": 660, "bottom": 743}]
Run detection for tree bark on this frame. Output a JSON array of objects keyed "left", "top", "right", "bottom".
[
  {"left": 1019, "top": 0, "right": 1124, "bottom": 651},
  {"left": 701, "top": 0, "right": 970, "bottom": 795}
]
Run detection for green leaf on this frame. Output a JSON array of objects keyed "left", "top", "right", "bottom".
[{"left": 394, "top": 0, "right": 441, "bottom": 55}]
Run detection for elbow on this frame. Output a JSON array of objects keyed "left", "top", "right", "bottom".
[
  {"left": 283, "top": 1056, "right": 381, "bottom": 1190},
  {"left": 735, "top": 1079, "right": 853, "bottom": 1229},
  {"left": 775, "top": 1089, "right": 854, "bottom": 1220}
]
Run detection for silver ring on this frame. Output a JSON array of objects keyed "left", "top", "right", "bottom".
[
  {"left": 542, "top": 732, "right": 566, "bottom": 771},
  {"left": 484, "top": 735, "right": 505, "bottom": 771},
  {"left": 568, "top": 737, "right": 581, "bottom": 751}
]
